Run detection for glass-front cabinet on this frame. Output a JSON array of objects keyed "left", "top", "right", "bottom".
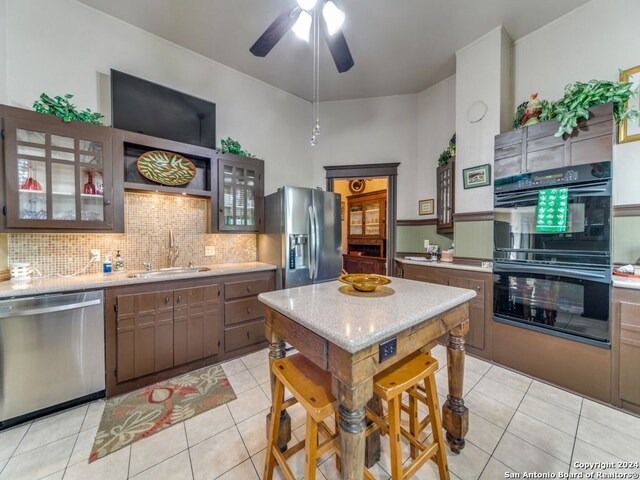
[
  {"left": 3, "top": 108, "right": 114, "bottom": 230},
  {"left": 216, "top": 153, "right": 264, "bottom": 232},
  {"left": 347, "top": 190, "right": 386, "bottom": 239}
]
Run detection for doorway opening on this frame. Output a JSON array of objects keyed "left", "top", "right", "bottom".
[
  {"left": 334, "top": 178, "right": 388, "bottom": 275},
  {"left": 324, "top": 163, "right": 399, "bottom": 276}
]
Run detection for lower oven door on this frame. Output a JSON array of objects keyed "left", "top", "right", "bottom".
[{"left": 493, "top": 262, "right": 610, "bottom": 345}]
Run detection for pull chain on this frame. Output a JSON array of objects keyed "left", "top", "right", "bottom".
[{"left": 310, "top": 7, "right": 320, "bottom": 146}]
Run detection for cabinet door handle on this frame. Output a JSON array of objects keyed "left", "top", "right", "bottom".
[
  {"left": 164, "top": 296, "right": 170, "bottom": 304},
  {"left": 176, "top": 295, "right": 182, "bottom": 303},
  {"left": 246, "top": 307, "right": 251, "bottom": 314},
  {"left": 246, "top": 332, "right": 250, "bottom": 339},
  {"left": 476, "top": 286, "right": 481, "bottom": 291},
  {"left": 246, "top": 285, "right": 251, "bottom": 292},
  {"left": 104, "top": 199, "right": 112, "bottom": 206}
]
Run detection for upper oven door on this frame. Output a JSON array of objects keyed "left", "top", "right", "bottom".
[
  {"left": 493, "top": 261, "right": 611, "bottom": 345},
  {"left": 494, "top": 180, "right": 611, "bottom": 265}
]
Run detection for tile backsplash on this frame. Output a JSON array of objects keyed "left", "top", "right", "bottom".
[{"left": 7, "top": 192, "right": 257, "bottom": 276}]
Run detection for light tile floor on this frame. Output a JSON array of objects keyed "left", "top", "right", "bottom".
[{"left": 1, "top": 345, "right": 640, "bottom": 480}]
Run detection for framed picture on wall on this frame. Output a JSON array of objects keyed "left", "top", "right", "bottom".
[
  {"left": 463, "top": 164, "right": 491, "bottom": 189},
  {"left": 418, "top": 199, "right": 434, "bottom": 215},
  {"left": 619, "top": 65, "right": 640, "bottom": 144}
]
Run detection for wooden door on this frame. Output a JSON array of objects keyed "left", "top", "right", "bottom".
[
  {"left": 115, "top": 289, "right": 174, "bottom": 382},
  {"left": 174, "top": 284, "right": 220, "bottom": 365},
  {"left": 437, "top": 160, "right": 454, "bottom": 233}
]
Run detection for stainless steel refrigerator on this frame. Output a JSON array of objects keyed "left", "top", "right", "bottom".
[{"left": 258, "top": 186, "right": 342, "bottom": 290}]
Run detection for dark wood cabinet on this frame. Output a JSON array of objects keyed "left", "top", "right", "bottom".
[
  {"left": 494, "top": 102, "right": 614, "bottom": 180},
  {"left": 173, "top": 285, "right": 220, "bottom": 366},
  {"left": 612, "top": 287, "right": 640, "bottom": 414},
  {"left": 343, "top": 254, "right": 386, "bottom": 275},
  {"left": 223, "top": 271, "right": 274, "bottom": 355},
  {"left": 214, "top": 152, "right": 264, "bottom": 233},
  {"left": 0, "top": 105, "right": 120, "bottom": 232},
  {"left": 106, "top": 270, "right": 274, "bottom": 396},
  {"left": 437, "top": 159, "right": 454, "bottom": 234},
  {"left": 398, "top": 261, "right": 491, "bottom": 359},
  {"left": 344, "top": 190, "right": 387, "bottom": 274}
]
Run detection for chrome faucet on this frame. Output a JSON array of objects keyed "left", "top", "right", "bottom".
[{"left": 168, "top": 229, "right": 179, "bottom": 268}]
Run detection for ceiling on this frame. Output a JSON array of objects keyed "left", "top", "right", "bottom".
[{"left": 77, "top": 0, "right": 590, "bottom": 102}]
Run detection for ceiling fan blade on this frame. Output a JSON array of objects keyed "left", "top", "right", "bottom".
[
  {"left": 320, "top": 18, "right": 354, "bottom": 73},
  {"left": 250, "top": 5, "right": 301, "bottom": 57}
]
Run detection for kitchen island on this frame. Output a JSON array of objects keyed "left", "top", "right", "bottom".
[{"left": 259, "top": 277, "right": 476, "bottom": 480}]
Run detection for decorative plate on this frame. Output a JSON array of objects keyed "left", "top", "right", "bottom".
[
  {"left": 137, "top": 150, "right": 196, "bottom": 186},
  {"left": 338, "top": 273, "right": 391, "bottom": 292},
  {"left": 349, "top": 179, "right": 366, "bottom": 194}
]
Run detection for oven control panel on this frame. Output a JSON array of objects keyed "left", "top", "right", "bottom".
[{"left": 494, "top": 162, "right": 611, "bottom": 193}]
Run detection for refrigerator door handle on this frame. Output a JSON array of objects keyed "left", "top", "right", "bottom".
[
  {"left": 308, "top": 205, "right": 316, "bottom": 279},
  {"left": 312, "top": 204, "right": 320, "bottom": 280}
]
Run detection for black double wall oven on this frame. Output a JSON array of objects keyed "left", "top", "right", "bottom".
[{"left": 493, "top": 162, "right": 612, "bottom": 346}]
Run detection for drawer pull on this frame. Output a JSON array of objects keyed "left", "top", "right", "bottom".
[
  {"left": 164, "top": 297, "right": 170, "bottom": 304},
  {"left": 476, "top": 286, "right": 481, "bottom": 291},
  {"left": 246, "top": 286, "right": 251, "bottom": 292},
  {"left": 247, "top": 307, "right": 251, "bottom": 314},
  {"left": 246, "top": 332, "right": 251, "bottom": 339},
  {"left": 177, "top": 295, "right": 182, "bottom": 303}
]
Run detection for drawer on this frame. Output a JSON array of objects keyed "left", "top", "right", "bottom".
[
  {"left": 448, "top": 276, "right": 485, "bottom": 299},
  {"left": 225, "top": 297, "right": 264, "bottom": 326},
  {"left": 225, "top": 320, "right": 266, "bottom": 352},
  {"left": 225, "top": 277, "right": 273, "bottom": 300}
]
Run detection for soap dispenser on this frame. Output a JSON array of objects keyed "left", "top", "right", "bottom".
[{"left": 114, "top": 250, "right": 125, "bottom": 272}]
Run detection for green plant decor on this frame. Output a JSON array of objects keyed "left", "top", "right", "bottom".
[
  {"left": 513, "top": 101, "right": 528, "bottom": 129},
  {"left": 437, "top": 133, "right": 456, "bottom": 167},
  {"left": 218, "top": 137, "right": 256, "bottom": 158},
  {"left": 517, "top": 80, "right": 639, "bottom": 137},
  {"left": 33, "top": 93, "right": 104, "bottom": 125}
]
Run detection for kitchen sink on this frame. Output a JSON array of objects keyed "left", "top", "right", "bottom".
[{"left": 127, "top": 267, "right": 211, "bottom": 278}]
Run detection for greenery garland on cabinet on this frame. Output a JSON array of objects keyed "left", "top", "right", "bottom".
[
  {"left": 437, "top": 133, "right": 456, "bottom": 167},
  {"left": 513, "top": 79, "right": 639, "bottom": 138},
  {"left": 33, "top": 93, "right": 104, "bottom": 125},
  {"left": 218, "top": 137, "right": 256, "bottom": 158}
]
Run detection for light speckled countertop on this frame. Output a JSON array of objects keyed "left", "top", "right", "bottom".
[
  {"left": 258, "top": 278, "right": 476, "bottom": 353},
  {"left": 612, "top": 275, "right": 640, "bottom": 290},
  {"left": 395, "top": 257, "right": 492, "bottom": 273},
  {"left": 0, "top": 262, "right": 276, "bottom": 299}
]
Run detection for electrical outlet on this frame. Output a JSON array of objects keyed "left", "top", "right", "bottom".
[
  {"left": 379, "top": 337, "right": 397, "bottom": 363},
  {"left": 424, "top": 239, "right": 430, "bottom": 249},
  {"left": 90, "top": 249, "right": 100, "bottom": 261},
  {"left": 205, "top": 246, "right": 216, "bottom": 257}
]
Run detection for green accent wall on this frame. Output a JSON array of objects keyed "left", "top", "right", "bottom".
[
  {"left": 613, "top": 216, "right": 640, "bottom": 264},
  {"left": 454, "top": 221, "right": 493, "bottom": 259},
  {"left": 396, "top": 225, "right": 453, "bottom": 253}
]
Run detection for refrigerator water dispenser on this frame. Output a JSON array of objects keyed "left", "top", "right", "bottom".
[{"left": 289, "top": 234, "right": 309, "bottom": 269}]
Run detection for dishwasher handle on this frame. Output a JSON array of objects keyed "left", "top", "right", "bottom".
[{"left": 0, "top": 298, "right": 102, "bottom": 318}]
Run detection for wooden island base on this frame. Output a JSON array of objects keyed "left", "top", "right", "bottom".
[{"left": 264, "top": 303, "right": 470, "bottom": 479}]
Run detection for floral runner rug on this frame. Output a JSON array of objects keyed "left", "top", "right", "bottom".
[{"left": 89, "top": 364, "right": 235, "bottom": 462}]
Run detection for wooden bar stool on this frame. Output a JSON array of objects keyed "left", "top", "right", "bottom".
[
  {"left": 367, "top": 352, "right": 450, "bottom": 480},
  {"left": 265, "top": 353, "right": 374, "bottom": 480}
]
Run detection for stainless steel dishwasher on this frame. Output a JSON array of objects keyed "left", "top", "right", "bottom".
[{"left": 0, "top": 290, "right": 105, "bottom": 428}]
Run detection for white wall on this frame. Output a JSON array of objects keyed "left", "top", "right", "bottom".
[
  {"left": 3, "top": 0, "right": 313, "bottom": 195},
  {"left": 417, "top": 76, "right": 456, "bottom": 220},
  {"left": 311, "top": 95, "right": 419, "bottom": 219},
  {"left": 514, "top": 0, "right": 640, "bottom": 206},
  {"left": 313, "top": 76, "right": 456, "bottom": 221},
  {"left": 0, "top": 0, "right": 7, "bottom": 104},
  {"left": 455, "top": 27, "right": 512, "bottom": 214}
]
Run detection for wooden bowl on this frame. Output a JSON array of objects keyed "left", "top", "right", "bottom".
[{"left": 338, "top": 274, "right": 392, "bottom": 292}]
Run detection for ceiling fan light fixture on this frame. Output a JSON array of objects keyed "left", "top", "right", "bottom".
[
  {"left": 322, "top": 1, "right": 345, "bottom": 35},
  {"left": 291, "top": 10, "right": 312, "bottom": 42},
  {"left": 296, "top": 0, "right": 317, "bottom": 11}
]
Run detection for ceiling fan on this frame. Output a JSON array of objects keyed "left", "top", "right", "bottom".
[{"left": 250, "top": 0, "right": 354, "bottom": 73}]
